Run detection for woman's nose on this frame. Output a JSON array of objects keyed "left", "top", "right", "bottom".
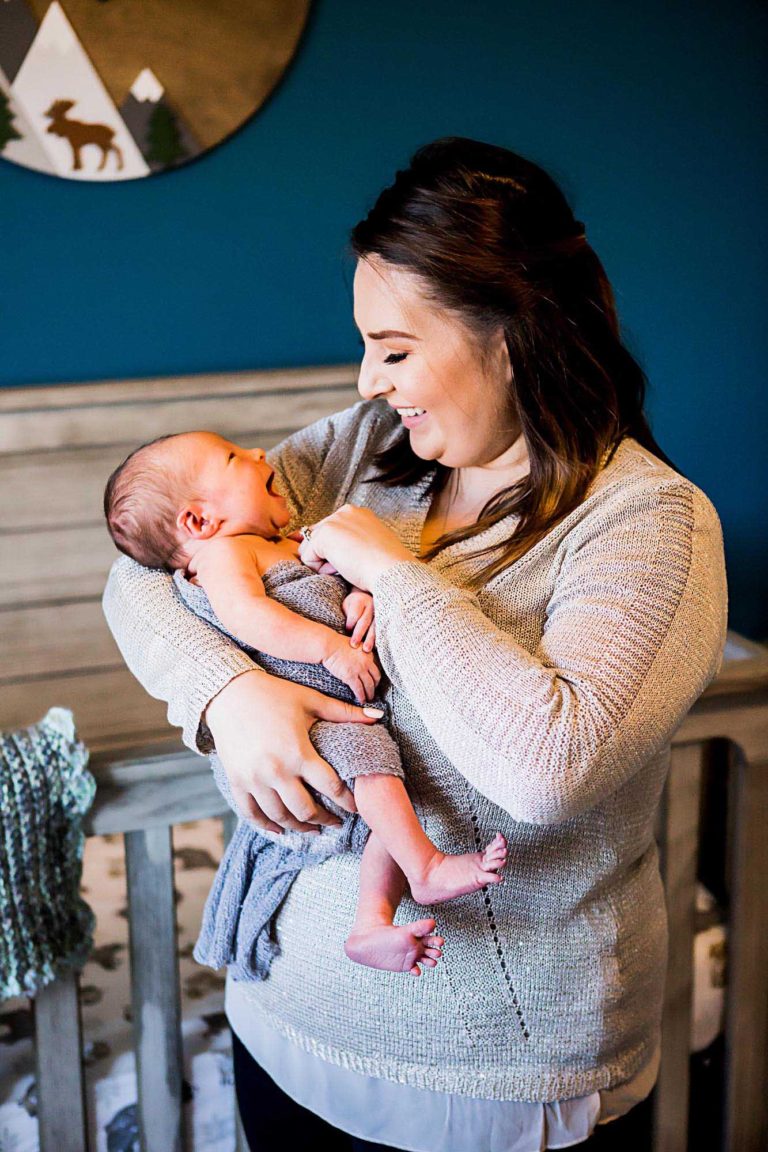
[{"left": 357, "top": 360, "right": 393, "bottom": 401}]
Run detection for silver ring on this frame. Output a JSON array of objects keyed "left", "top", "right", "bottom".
[{"left": 301, "top": 524, "right": 313, "bottom": 541}]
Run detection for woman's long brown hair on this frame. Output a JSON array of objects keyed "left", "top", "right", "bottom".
[{"left": 351, "top": 137, "right": 676, "bottom": 587}]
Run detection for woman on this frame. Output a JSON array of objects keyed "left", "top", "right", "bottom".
[{"left": 104, "top": 137, "right": 727, "bottom": 1151}]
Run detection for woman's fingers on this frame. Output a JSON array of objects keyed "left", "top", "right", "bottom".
[
  {"left": 278, "top": 777, "right": 344, "bottom": 829},
  {"left": 306, "top": 687, "right": 385, "bottom": 725},
  {"left": 298, "top": 532, "right": 325, "bottom": 571},
  {"left": 253, "top": 782, "right": 325, "bottom": 834},
  {"left": 301, "top": 752, "right": 359, "bottom": 816},
  {"left": 231, "top": 783, "right": 284, "bottom": 834},
  {"left": 208, "top": 676, "right": 387, "bottom": 832}
]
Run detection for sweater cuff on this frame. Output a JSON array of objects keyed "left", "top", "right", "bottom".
[{"left": 180, "top": 652, "right": 262, "bottom": 754}]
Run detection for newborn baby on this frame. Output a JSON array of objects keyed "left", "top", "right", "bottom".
[{"left": 104, "top": 431, "right": 506, "bottom": 978}]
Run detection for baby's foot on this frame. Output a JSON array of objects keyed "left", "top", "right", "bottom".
[
  {"left": 408, "top": 833, "right": 507, "bottom": 905},
  {"left": 345, "top": 918, "right": 444, "bottom": 977}
]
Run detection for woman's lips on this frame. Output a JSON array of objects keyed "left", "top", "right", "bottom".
[{"left": 400, "top": 411, "right": 428, "bottom": 430}]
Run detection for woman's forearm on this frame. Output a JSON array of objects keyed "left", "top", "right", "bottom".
[
  {"left": 372, "top": 483, "right": 727, "bottom": 825},
  {"left": 102, "top": 555, "right": 257, "bottom": 752}
]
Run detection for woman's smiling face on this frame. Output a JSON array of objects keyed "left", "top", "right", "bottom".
[{"left": 353, "top": 257, "right": 520, "bottom": 469}]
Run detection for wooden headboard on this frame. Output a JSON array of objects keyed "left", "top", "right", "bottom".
[{"left": 0, "top": 365, "right": 358, "bottom": 752}]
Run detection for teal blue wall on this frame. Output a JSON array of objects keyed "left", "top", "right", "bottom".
[{"left": 3, "top": 1, "right": 766, "bottom": 638}]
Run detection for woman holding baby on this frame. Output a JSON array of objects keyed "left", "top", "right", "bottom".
[{"left": 104, "top": 138, "right": 727, "bottom": 1150}]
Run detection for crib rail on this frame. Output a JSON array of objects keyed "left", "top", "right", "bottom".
[
  {"left": 27, "top": 640, "right": 768, "bottom": 1152},
  {"left": 33, "top": 749, "right": 229, "bottom": 1152}
]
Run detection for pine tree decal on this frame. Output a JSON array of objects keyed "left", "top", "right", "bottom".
[
  {"left": 0, "top": 90, "right": 22, "bottom": 152},
  {"left": 146, "top": 103, "right": 188, "bottom": 167}
]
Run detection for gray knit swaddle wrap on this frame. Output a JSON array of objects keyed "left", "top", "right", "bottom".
[{"left": 174, "top": 560, "right": 403, "bottom": 980}]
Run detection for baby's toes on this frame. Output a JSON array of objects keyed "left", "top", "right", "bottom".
[
  {"left": 424, "top": 946, "right": 442, "bottom": 961},
  {"left": 423, "top": 935, "right": 444, "bottom": 949},
  {"left": 421, "top": 956, "right": 438, "bottom": 968}
]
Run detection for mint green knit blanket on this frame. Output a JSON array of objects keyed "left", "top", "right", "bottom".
[{"left": 0, "top": 708, "right": 95, "bottom": 1000}]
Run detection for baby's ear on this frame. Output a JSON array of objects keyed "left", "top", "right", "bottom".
[{"left": 176, "top": 503, "right": 220, "bottom": 540}]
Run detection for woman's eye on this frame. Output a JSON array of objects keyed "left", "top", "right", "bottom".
[{"left": 384, "top": 352, "right": 408, "bottom": 365}]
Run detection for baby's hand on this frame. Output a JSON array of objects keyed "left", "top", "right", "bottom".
[
  {"left": 342, "top": 588, "right": 376, "bottom": 652},
  {"left": 323, "top": 636, "right": 381, "bottom": 704}
]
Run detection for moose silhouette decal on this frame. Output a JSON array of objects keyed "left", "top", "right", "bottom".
[{"left": 44, "top": 99, "right": 124, "bottom": 172}]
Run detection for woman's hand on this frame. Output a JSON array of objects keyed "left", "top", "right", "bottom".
[
  {"left": 205, "top": 670, "right": 384, "bottom": 833},
  {"left": 299, "top": 505, "right": 415, "bottom": 591}
]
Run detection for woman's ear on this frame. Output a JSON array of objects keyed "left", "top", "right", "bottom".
[
  {"left": 493, "top": 327, "right": 513, "bottom": 386},
  {"left": 176, "top": 503, "right": 221, "bottom": 540},
  {"left": 484, "top": 326, "right": 512, "bottom": 393}
]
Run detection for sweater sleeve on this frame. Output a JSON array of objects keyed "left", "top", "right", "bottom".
[
  {"left": 372, "top": 480, "right": 728, "bottom": 825},
  {"left": 102, "top": 557, "right": 257, "bottom": 753},
  {"left": 101, "top": 408, "right": 352, "bottom": 753}
]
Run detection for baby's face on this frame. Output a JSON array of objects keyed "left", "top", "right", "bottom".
[{"left": 177, "top": 432, "right": 291, "bottom": 539}]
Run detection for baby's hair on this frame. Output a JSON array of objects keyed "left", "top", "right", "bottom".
[{"left": 104, "top": 434, "right": 194, "bottom": 570}]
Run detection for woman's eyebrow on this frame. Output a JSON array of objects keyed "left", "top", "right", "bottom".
[{"left": 367, "top": 329, "right": 419, "bottom": 340}]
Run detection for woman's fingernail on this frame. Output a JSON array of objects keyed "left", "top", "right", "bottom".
[{"left": 363, "top": 707, "right": 385, "bottom": 718}]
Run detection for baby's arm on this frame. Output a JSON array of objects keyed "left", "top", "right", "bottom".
[{"left": 194, "top": 537, "right": 380, "bottom": 704}]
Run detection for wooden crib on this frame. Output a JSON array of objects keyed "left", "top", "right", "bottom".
[{"left": 1, "top": 367, "right": 766, "bottom": 1152}]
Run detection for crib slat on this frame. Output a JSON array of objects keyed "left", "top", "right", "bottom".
[
  {"left": 725, "top": 740, "right": 768, "bottom": 1150},
  {"left": 654, "top": 741, "right": 704, "bottom": 1152},
  {"left": 125, "top": 826, "right": 184, "bottom": 1152},
  {"left": 34, "top": 972, "right": 88, "bottom": 1152}
]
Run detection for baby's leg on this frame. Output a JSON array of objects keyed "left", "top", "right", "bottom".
[
  {"left": 354, "top": 775, "right": 507, "bottom": 905},
  {"left": 344, "top": 834, "right": 444, "bottom": 977}
]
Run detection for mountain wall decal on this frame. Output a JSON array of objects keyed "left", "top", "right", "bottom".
[{"left": 10, "top": 1, "right": 149, "bottom": 180}]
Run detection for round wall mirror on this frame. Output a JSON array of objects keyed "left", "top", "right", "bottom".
[{"left": 0, "top": 0, "right": 311, "bottom": 181}]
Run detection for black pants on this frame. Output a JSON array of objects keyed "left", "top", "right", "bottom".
[{"left": 232, "top": 1030, "right": 655, "bottom": 1151}]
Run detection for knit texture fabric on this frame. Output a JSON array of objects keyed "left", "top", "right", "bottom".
[
  {"left": 103, "top": 400, "right": 728, "bottom": 1103},
  {"left": 0, "top": 708, "right": 95, "bottom": 1000},
  {"left": 173, "top": 561, "right": 402, "bottom": 979}
]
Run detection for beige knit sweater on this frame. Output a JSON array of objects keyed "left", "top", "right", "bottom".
[{"left": 103, "top": 399, "right": 727, "bottom": 1102}]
